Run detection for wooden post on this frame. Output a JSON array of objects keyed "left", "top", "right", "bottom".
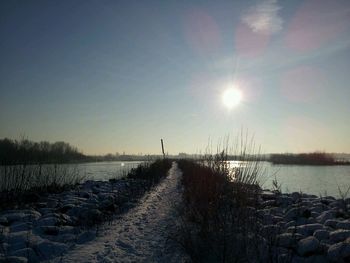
[{"left": 161, "top": 139, "right": 165, "bottom": 159}]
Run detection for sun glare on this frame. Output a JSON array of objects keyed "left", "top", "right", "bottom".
[{"left": 222, "top": 87, "right": 242, "bottom": 109}]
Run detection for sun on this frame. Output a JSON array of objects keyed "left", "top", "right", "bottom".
[{"left": 222, "top": 87, "right": 242, "bottom": 109}]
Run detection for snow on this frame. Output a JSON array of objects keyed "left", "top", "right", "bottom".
[{"left": 52, "top": 162, "right": 189, "bottom": 263}]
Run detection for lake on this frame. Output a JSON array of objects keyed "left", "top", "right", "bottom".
[
  {"left": 76, "top": 161, "right": 143, "bottom": 181},
  {"left": 261, "top": 162, "right": 350, "bottom": 198},
  {"left": 78, "top": 161, "right": 350, "bottom": 198}
]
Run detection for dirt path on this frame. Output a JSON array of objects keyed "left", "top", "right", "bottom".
[{"left": 53, "top": 162, "right": 189, "bottom": 263}]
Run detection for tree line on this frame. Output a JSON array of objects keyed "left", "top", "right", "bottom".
[{"left": 0, "top": 138, "right": 88, "bottom": 165}]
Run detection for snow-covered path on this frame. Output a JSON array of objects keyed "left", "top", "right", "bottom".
[{"left": 54, "top": 162, "right": 189, "bottom": 263}]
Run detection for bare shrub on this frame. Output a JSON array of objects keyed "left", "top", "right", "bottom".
[
  {"left": 177, "top": 133, "right": 271, "bottom": 262},
  {"left": 0, "top": 164, "right": 84, "bottom": 209}
]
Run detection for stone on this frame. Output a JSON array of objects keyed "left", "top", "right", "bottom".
[
  {"left": 289, "top": 224, "right": 323, "bottom": 236},
  {"left": 0, "top": 256, "right": 28, "bottom": 263},
  {"left": 0, "top": 217, "right": 9, "bottom": 226},
  {"left": 285, "top": 208, "right": 299, "bottom": 221},
  {"left": 41, "top": 226, "right": 60, "bottom": 236},
  {"left": 78, "top": 209, "right": 102, "bottom": 226},
  {"left": 10, "top": 223, "right": 32, "bottom": 233},
  {"left": 327, "top": 242, "right": 350, "bottom": 262},
  {"left": 36, "top": 217, "right": 59, "bottom": 227},
  {"left": 9, "top": 248, "right": 38, "bottom": 263},
  {"left": 336, "top": 220, "right": 350, "bottom": 230},
  {"left": 34, "top": 241, "right": 68, "bottom": 260},
  {"left": 3, "top": 213, "right": 25, "bottom": 224},
  {"left": 325, "top": 219, "right": 339, "bottom": 228},
  {"left": 317, "top": 211, "right": 335, "bottom": 224},
  {"left": 303, "top": 255, "right": 328, "bottom": 263},
  {"left": 58, "top": 203, "right": 75, "bottom": 213},
  {"left": 291, "top": 192, "right": 301, "bottom": 202},
  {"left": 276, "top": 196, "right": 293, "bottom": 207},
  {"left": 330, "top": 229, "right": 350, "bottom": 243},
  {"left": 261, "top": 200, "right": 276, "bottom": 208},
  {"left": 277, "top": 233, "right": 298, "bottom": 248},
  {"left": 261, "top": 224, "right": 280, "bottom": 237},
  {"left": 285, "top": 220, "right": 296, "bottom": 228},
  {"left": 313, "top": 229, "right": 330, "bottom": 241},
  {"left": 76, "top": 231, "right": 96, "bottom": 244},
  {"left": 297, "top": 236, "right": 319, "bottom": 256},
  {"left": 7, "top": 231, "right": 30, "bottom": 244},
  {"left": 55, "top": 233, "right": 76, "bottom": 243}
]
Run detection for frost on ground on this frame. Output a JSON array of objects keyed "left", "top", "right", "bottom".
[{"left": 54, "top": 162, "right": 189, "bottom": 263}]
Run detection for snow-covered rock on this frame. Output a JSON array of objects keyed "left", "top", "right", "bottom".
[
  {"left": 327, "top": 242, "right": 350, "bottom": 262},
  {"left": 329, "top": 229, "right": 350, "bottom": 243},
  {"left": 336, "top": 220, "right": 350, "bottom": 230},
  {"left": 317, "top": 211, "right": 335, "bottom": 224},
  {"left": 313, "top": 229, "right": 330, "bottom": 241},
  {"left": 297, "top": 236, "right": 319, "bottom": 256},
  {"left": 34, "top": 240, "right": 68, "bottom": 260}
]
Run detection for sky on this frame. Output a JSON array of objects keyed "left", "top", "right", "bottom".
[{"left": 1, "top": 0, "right": 350, "bottom": 155}]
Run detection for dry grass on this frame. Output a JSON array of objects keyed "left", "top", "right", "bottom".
[{"left": 176, "top": 134, "right": 270, "bottom": 262}]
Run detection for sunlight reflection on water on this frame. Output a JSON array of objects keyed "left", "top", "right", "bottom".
[{"left": 228, "top": 161, "right": 350, "bottom": 198}]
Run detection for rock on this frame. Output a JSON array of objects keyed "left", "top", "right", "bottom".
[
  {"left": 76, "top": 231, "right": 95, "bottom": 244},
  {"left": 276, "top": 196, "right": 293, "bottom": 207},
  {"left": 0, "top": 217, "right": 9, "bottom": 226},
  {"left": 336, "top": 220, "right": 350, "bottom": 230},
  {"left": 34, "top": 241, "right": 68, "bottom": 260},
  {"left": 9, "top": 248, "right": 38, "bottom": 263},
  {"left": 36, "top": 217, "right": 59, "bottom": 227},
  {"left": 3, "top": 213, "right": 25, "bottom": 224},
  {"left": 330, "top": 229, "right": 350, "bottom": 243},
  {"left": 277, "top": 233, "right": 299, "bottom": 248},
  {"left": 313, "top": 229, "right": 330, "bottom": 241},
  {"left": 285, "top": 208, "right": 299, "bottom": 221},
  {"left": 55, "top": 233, "right": 76, "bottom": 243},
  {"left": 7, "top": 231, "right": 30, "bottom": 244},
  {"left": 317, "top": 211, "right": 335, "bottom": 224},
  {"left": 261, "top": 191, "right": 276, "bottom": 200},
  {"left": 285, "top": 220, "right": 297, "bottom": 228},
  {"left": 41, "top": 226, "right": 60, "bottom": 236},
  {"left": 327, "top": 242, "right": 350, "bottom": 262},
  {"left": 58, "top": 226, "right": 76, "bottom": 235},
  {"left": 325, "top": 219, "right": 339, "bottom": 228},
  {"left": 37, "top": 208, "right": 54, "bottom": 215},
  {"left": 304, "top": 255, "right": 328, "bottom": 263},
  {"left": 78, "top": 209, "right": 102, "bottom": 226},
  {"left": 261, "top": 213, "right": 274, "bottom": 225},
  {"left": 22, "top": 210, "right": 41, "bottom": 221},
  {"left": 0, "top": 256, "right": 28, "bottom": 263},
  {"left": 291, "top": 254, "right": 328, "bottom": 263},
  {"left": 58, "top": 203, "right": 75, "bottom": 213},
  {"left": 291, "top": 192, "right": 301, "bottom": 202},
  {"left": 288, "top": 224, "right": 323, "bottom": 236},
  {"left": 310, "top": 205, "right": 323, "bottom": 214},
  {"left": 261, "top": 224, "right": 280, "bottom": 236},
  {"left": 262, "top": 200, "right": 276, "bottom": 208},
  {"left": 297, "top": 236, "right": 319, "bottom": 256},
  {"left": 10, "top": 223, "right": 32, "bottom": 233}
]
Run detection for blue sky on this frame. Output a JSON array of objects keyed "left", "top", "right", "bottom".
[{"left": 1, "top": 0, "right": 350, "bottom": 155}]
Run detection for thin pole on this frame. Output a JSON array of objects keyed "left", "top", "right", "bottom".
[{"left": 161, "top": 139, "right": 165, "bottom": 159}]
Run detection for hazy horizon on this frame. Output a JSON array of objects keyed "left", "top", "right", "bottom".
[{"left": 1, "top": 0, "right": 350, "bottom": 155}]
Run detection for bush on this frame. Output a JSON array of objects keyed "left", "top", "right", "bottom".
[{"left": 176, "top": 136, "right": 268, "bottom": 262}]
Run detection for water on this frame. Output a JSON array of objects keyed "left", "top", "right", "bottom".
[
  {"left": 73, "top": 161, "right": 143, "bottom": 181},
  {"left": 259, "top": 162, "right": 350, "bottom": 198},
  {"left": 27, "top": 160, "right": 349, "bottom": 198},
  {"left": 79, "top": 161, "right": 349, "bottom": 198}
]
